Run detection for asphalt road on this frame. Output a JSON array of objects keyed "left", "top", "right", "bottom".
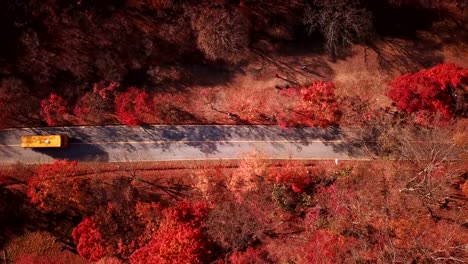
[{"left": 0, "top": 125, "right": 364, "bottom": 163}]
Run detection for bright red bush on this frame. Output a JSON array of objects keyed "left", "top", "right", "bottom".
[
  {"left": 279, "top": 81, "right": 340, "bottom": 128},
  {"left": 423, "top": 63, "right": 468, "bottom": 88},
  {"left": 388, "top": 63, "right": 468, "bottom": 125},
  {"left": 114, "top": 87, "right": 152, "bottom": 126},
  {"left": 40, "top": 93, "right": 68, "bottom": 126},
  {"left": 72, "top": 217, "right": 108, "bottom": 262},
  {"left": 130, "top": 201, "right": 211, "bottom": 264}
]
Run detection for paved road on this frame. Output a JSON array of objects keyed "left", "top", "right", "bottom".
[{"left": 0, "top": 125, "right": 364, "bottom": 163}]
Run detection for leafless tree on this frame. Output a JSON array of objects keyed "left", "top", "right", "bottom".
[
  {"left": 303, "top": 0, "right": 374, "bottom": 56},
  {"left": 191, "top": 8, "right": 250, "bottom": 64}
]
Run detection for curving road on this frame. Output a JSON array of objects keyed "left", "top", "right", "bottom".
[{"left": 0, "top": 125, "right": 365, "bottom": 163}]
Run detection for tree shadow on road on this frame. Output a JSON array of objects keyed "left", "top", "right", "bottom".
[{"left": 320, "top": 127, "right": 365, "bottom": 158}]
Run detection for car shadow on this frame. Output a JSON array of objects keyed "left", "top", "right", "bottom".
[{"left": 32, "top": 138, "right": 109, "bottom": 162}]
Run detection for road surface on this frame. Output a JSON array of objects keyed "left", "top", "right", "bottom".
[{"left": 0, "top": 125, "right": 364, "bottom": 163}]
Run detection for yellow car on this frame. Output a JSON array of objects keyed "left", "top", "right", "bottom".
[{"left": 21, "top": 135, "right": 69, "bottom": 148}]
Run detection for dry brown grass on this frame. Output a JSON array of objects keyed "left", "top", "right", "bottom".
[{"left": 3, "top": 231, "right": 88, "bottom": 264}]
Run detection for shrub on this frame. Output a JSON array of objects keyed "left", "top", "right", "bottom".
[
  {"left": 206, "top": 200, "right": 264, "bottom": 251},
  {"left": 388, "top": 63, "right": 468, "bottom": 125},
  {"left": 114, "top": 87, "right": 152, "bottom": 126},
  {"left": 279, "top": 81, "right": 341, "bottom": 128},
  {"left": 72, "top": 217, "right": 108, "bottom": 262}
]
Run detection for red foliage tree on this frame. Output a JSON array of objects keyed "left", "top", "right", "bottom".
[
  {"left": 114, "top": 87, "right": 152, "bottom": 126},
  {"left": 72, "top": 217, "right": 108, "bottom": 262},
  {"left": 27, "top": 160, "right": 80, "bottom": 212},
  {"left": 91, "top": 199, "right": 147, "bottom": 259},
  {"left": 279, "top": 81, "right": 340, "bottom": 128},
  {"left": 40, "top": 93, "right": 68, "bottom": 126},
  {"left": 388, "top": 63, "right": 468, "bottom": 125},
  {"left": 129, "top": 201, "right": 211, "bottom": 264}
]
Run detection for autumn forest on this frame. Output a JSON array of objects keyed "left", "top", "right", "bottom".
[{"left": 0, "top": 0, "right": 467, "bottom": 263}]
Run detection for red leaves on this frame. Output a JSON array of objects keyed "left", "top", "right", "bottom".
[
  {"left": 27, "top": 160, "right": 78, "bottom": 212},
  {"left": 40, "top": 94, "right": 68, "bottom": 126},
  {"left": 93, "top": 81, "right": 118, "bottom": 99},
  {"left": 164, "top": 201, "right": 210, "bottom": 228},
  {"left": 304, "top": 230, "right": 346, "bottom": 264},
  {"left": 36, "top": 159, "right": 78, "bottom": 179},
  {"left": 72, "top": 217, "right": 108, "bottom": 262},
  {"left": 130, "top": 221, "right": 209, "bottom": 264},
  {"left": 130, "top": 201, "right": 211, "bottom": 264},
  {"left": 229, "top": 247, "right": 270, "bottom": 264},
  {"left": 279, "top": 81, "right": 340, "bottom": 128},
  {"left": 268, "top": 162, "right": 322, "bottom": 194},
  {"left": 388, "top": 63, "right": 467, "bottom": 125},
  {"left": 114, "top": 87, "right": 151, "bottom": 126},
  {"left": 422, "top": 63, "right": 468, "bottom": 89}
]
